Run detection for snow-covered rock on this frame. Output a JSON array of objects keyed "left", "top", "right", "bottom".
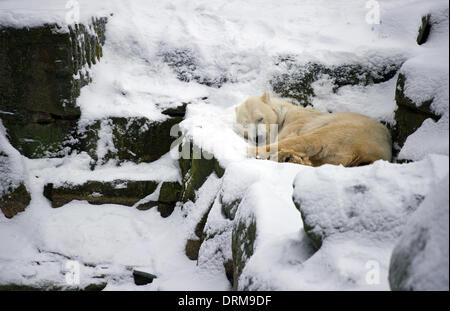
[
  {"left": 394, "top": 5, "right": 449, "bottom": 160},
  {"left": 194, "top": 155, "right": 449, "bottom": 290},
  {"left": 0, "top": 17, "right": 108, "bottom": 158},
  {"left": 1, "top": 0, "right": 449, "bottom": 291},
  {"left": 292, "top": 156, "right": 448, "bottom": 249},
  {"left": 0, "top": 121, "right": 31, "bottom": 218},
  {"left": 389, "top": 174, "right": 449, "bottom": 291}
]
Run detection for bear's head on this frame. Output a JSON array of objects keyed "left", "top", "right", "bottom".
[{"left": 234, "top": 92, "right": 285, "bottom": 145}]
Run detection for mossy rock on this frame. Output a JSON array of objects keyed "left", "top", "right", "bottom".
[
  {"left": 231, "top": 216, "right": 257, "bottom": 290},
  {"left": 0, "top": 183, "right": 31, "bottom": 219},
  {"left": 0, "top": 18, "right": 107, "bottom": 158},
  {"left": 223, "top": 259, "right": 234, "bottom": 286},
  {"left": 135, "top": 181, "right": 182, "bottom": 217},
  {"left": 0, "top": 282, "right": 107, "bottom": 291},
  {"left": 158, "top": 181, "right": 182, "bottom": 204},
  {"left": 221, "top": 197, "right": 242, "bottom": 221},
  {"left": 43, "top": 179, "right": 159, "bottom": 208},
  {"left": 417, "top": 14, "right": 432, "bottom": 45},
  {"left": 392, "top": 73, "right": 441, "bottom": 153},
  {"left": 161, "top": 48, "right": 228, "bottom": 88},
  {"left": 389, "top": 227, "right": 429, "bottom": 291},
  {"left": 78, "top": 104, "right": 187, "bottom": 164},
  {"left": 185, "top": 239, "right": 202, "bottom": 261},
  {"left": 108, "top": 116, "right": 183, "bottom": 163},
  {"left": 183, "top": 198, "right": 216, "bottom": 260},
  {"left": 295, "top": 200, "right": 324, "bottom": 249},
  {"left": 194, "top": 200, "right": 215, "bottom": 240},
  {"left": 179, "top": 140, "right": 225, "bottom": 202},
  {"left": 136, "top": 201, "right": 159, "bottom": 211},
  {"left": 157, "top": 203, "right": 176, "bottom": 218},
  {"left": 270, "top": 57, "right": 402, "bottom": 106},
  {"left": 82, "top": 282, "right": 107, "bottom": 291}
]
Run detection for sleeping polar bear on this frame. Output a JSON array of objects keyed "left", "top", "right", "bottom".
[{"left": 235, "top": 92, "right": 392, "bottom": 167}]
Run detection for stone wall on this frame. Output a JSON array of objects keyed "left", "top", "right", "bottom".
[{"left": 0, "top": 17, "right": 107, "bottom": 158}]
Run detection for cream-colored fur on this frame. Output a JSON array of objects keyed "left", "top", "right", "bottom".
[{"left": 235, "top": 92, "right": 392, "bottom": 167}]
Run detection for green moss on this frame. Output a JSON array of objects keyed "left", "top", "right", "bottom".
[
  {"left": 221, "top": 197, "right": 242, "bottom": 221},
  {"left": 393, "top": 73, "right": 440, "bottom": 153},
  {"left": 43, "top": 180, "right": 159, "bottom": 208},
  {"left": 78, "top": 116, "right": 184, "bottom": 165},
  {"left": 179, "top": 141, "right": 225, "bottom": 203},
  {"left": 111, "top": 117, "right": 183, "bottom": 163},
  {"left": 231, "top": 217, "right": 257, "bottom": 290},
  {"left": 194, "top": 200, "right": 215, "bottom": 240},
  {"left": 134, "top": 182, "right": 182, "bottom": 217},
  {"left": 270, "top": 58, "right": 402, "bottom": 106},
  {"left": 158, "top": 181, "right": 182, "bottom": 204},
  {"left": 0, "top": 18, "right": 107, "bottom": 158},
  {"left": 77, "top": 120, "right": 101, "bottom": 162}
]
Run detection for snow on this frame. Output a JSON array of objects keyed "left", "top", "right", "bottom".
[
  {"left": 389, "top": 174, "right": 449, "bottom": 290},
  {"left": 0, "top": 0, "right": 109, "bottom": 28},
  {"left": 397, "top": 4, "right": 449, "bottom": 160},
  {"left": 0, "top": 153, "right": 227, "bottom": 290},
  {"left": 195, "top": 155, "right": 448, "bottom": 290},
  {"left": 0, "top": 121, "right": 26, "bottom": 196},
  {"left": 1, "top": 0, "right": 449, "bottom": 291},
  {"left": 27, "top": 152, "right": 181, "bottom": 187},
  {"left": 311, "top": 74, "right": 398, "bottom": 123}
]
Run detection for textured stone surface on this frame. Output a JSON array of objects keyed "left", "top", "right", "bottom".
[
  {"left": 231, "top": 215, "right": 256, "bottom": 290},
  {"left": 179, "top": 141, "right": 225, "bottom": 203},
  {"left": 0, "top": 18, "right": 107, "bottom": 158},
  {"left": 78, "top": 104, "right": 187, "bottom": 164},
  {"left": 393, "top": 73, "right": 441, "bottom": 151},
  {"left": 417, "top": 14, "right": 432, "bottom": 45},
  {"left": 161, "top": 47, "right": 228, "bottom": 88},
  {"left": 389, "top": 177, "right": 449, "bottom": 291},
  {"left": 0, "top": 183, "right": 31, "bottom": 219},
  {"left": 130, "top": 181, "right": 182, "bottom": 217},
  {"left": 270, "top": 56, "right": 402, "bottom": 106},
  {"left": 43, "top": 179, "right": 159, "bottom": 208},
  {"left": 132, "top": 270, "right": 157, "bottom": 286},
  {"left": 185, "top": 239, "right": 202, "bottom": 261}
]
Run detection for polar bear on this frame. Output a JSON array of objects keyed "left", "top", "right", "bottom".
[{"left": 235, "top": 92, "right": 392, "bottom": 167}]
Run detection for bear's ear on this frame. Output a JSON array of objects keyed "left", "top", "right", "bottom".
[{"left": 261, "top": 91, "right": 271, "bottom": 104}]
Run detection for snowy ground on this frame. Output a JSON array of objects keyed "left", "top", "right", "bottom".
[{"left": 1, "top": 0, "right": 449, "bottom": 290}]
